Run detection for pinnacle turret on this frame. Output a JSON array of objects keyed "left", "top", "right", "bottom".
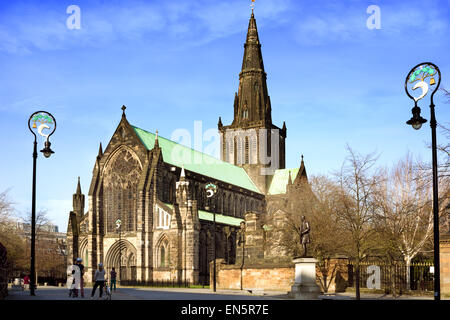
[{"left": 76, "top": 176, "right": 82, "bottom": 194}]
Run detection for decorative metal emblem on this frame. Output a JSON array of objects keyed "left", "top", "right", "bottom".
[
  {"left": 29, "top": 111, "right": 56, "bottom": 140},
  {"left": 205, "top": 182, "right": 218, "bottom": 198},
  {"left": 405, "top": 63, "right": 440, "bottom": 102}
]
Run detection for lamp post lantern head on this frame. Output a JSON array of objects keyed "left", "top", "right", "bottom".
[
  {"left": 406, "top": 105, "right": 427, "bottom": 130},
  {"left": 40, "top": 140, "right": 55, "bottom": 158}
]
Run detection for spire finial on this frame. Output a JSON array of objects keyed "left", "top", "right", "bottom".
[
  {"left": 154, "top": 129, "right": 159, "bottom": 148},
  {"left": 180, "top": 164, "right": 185, "bottom": 179},
  {"left": 98, "top": 142, "right": 103, "bottom": 157},
  {"left": 299, "top": 155, "right": 307, "bottom": 179},
  {"left": 76, "top": 176, "right": 82, "bottom": 194},
  {"left": 121, "top": 105, "right": 126, "bottom": 117},
  {"left": 251, "top": 0, "right": 255, "bottom": 13}
]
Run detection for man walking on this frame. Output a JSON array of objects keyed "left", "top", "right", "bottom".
[{"left": 110, "top": 267, "right": 117, "bottom": 291}]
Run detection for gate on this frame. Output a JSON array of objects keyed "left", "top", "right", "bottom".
[{"left": 347, "top": 261, "right": 434, "bottom": 292}]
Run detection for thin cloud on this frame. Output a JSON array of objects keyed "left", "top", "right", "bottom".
[
  {"left": 0, "top": 0, "right": 292, "bottom": 54},
  {"left": 292, "top": 1, "right": 449, "bottom": 46}
]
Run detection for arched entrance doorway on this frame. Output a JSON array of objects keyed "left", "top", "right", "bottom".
[{"left": 104, "top": 240, "right": 137, "bottom": 282}]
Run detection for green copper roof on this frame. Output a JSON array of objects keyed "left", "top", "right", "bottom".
[
  {"left": 163, "top": 203, "right": 244, "bottom": 227},
  {"left": 267, "top": 168, "right": 299, "bottom": 195},
  {"left": 133, "top": 126, "right": 261, "bottom": 194},
  {"left": 198, "top": 210, "right": 244, "bottom": 227}
]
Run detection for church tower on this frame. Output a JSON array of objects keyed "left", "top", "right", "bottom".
[{"left": 219, "top": 12, "right": 286, "bottom": 194}]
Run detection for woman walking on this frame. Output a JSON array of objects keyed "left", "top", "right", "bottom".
[{"left": 91, "top": 263, "right": 106, "bottom": 299}]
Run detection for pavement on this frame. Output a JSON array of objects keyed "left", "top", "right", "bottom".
[
  {"left": 4, "top": 285, "right": 439, "bottom": 300},
  {"left": 4, "top": 285, "right": 289, "bottom": 300}
]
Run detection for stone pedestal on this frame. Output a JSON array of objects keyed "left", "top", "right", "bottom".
[{"left": 289, "top": 257, "right": 321, "bottom": 300}]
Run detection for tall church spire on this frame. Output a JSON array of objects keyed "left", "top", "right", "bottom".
[
  {"left": 219, "top": 10, "right": 287, "bottom": 194},
  {"left": 233, "top": 12, "right": 272, "bottom": 126}
]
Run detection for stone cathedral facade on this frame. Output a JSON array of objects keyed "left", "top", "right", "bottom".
[{"left": 67, "top": 12, "right": 311, "bottom": 285}]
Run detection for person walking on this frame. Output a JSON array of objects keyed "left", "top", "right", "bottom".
[
  {"left": 110, "top": 267, "right": 117, "bottom": 291},
  {"left": 91, "top": 263, "right": 106, "bottom": 299},
  {"left": 23, "top": 274, "right": 30, "bottom": 290},
  {"left": 75, "top": 258, "right": 85, "bottom": 298}
]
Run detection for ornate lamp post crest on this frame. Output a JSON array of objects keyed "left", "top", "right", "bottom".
[
  {"left": 205, "top": 182, "right": 218, "bottom": 198},
  {"left": 405, "top": 63, "right": 441, "bottom": 130},
  {"left": 115, "top": 219, "right": 122, "bottom": 229},
  {"left": 28, "top": 111, "right": 56, "bottom": 157}
]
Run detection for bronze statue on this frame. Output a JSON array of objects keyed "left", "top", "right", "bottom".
[{"left": 299, "top": 215, "right": 310, "bottom": 257}]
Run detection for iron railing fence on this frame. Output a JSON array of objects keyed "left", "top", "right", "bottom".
[
  {"left": 347, "top": 261, "right": 434, "bottom": 293},
  {"left": 119, "top": 279, "right": 191, "bottom": 288}
]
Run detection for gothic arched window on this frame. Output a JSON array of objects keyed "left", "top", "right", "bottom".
[
  {"left": 160, "top": 246, "right": 166, "bottom": 267},
  {"left": 242, "top": 109, "right": 248, "bottom": 119},
  {"left": 233, "top": 136, "right": 238, "bottom": 165},
  {"left": 103, "top": 148, "right": 142, "bottom": 233},
  {"left": 168, "top": 178, "right": 175, "bottom": 204},
  {"left": 245, "top": 136, "right": 249, "bottom": 164},
  {"left": 157, "top": 238, "right": 169, "bottom": 268}
]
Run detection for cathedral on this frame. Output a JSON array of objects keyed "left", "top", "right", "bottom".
[{"left": 67, "top": 12, "right": 310, "bottom": 285}]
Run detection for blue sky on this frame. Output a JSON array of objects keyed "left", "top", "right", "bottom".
[{"left": 0, "top": 0, "right": 449, "bottom": 232}]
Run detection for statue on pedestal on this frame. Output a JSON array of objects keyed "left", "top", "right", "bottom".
[{"left": 299, "top": 215, "right": 310, "bottom": 257}]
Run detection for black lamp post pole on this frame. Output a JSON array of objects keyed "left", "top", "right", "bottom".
[
  {"left": 213, "top": 199, "right": 216, "bottom": 292},
  {"left": 28, "top": 110, "right": 56, "bottom": 297},
  {"left": 405, "top": 62, "right": 441, "bottom": 300},
  {"left": 119, "top": 225, "right": 122, "bottom": 285},
  {"left": 430, "top": 102, "right": 440, "bottom": 301},
  {"left": 205, "top": 183, "right": 217, "bottom": 292},
  {"left": 30, "top": 139, "right": 37, "bottom": 296}
]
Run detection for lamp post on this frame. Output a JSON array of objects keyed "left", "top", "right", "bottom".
[
  {"left": 239, "top": 221, "right": 246, "bottom": 290},
  {"left": 404, "top": 62, "right": 441, "bottom": 300},
  {"left": 28, "top": 111, "right": 56, "bottom": 296},
  {"left": 115, "top": 218, "right": 122, "bottom": 285},
  {"left": 205, "top": 182, "right": 218, "bottom": 292}
]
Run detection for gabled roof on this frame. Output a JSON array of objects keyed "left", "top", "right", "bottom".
[
  {"left": 132, "top": 125, "right": 262, "bottom": 194},
  {"left": 268, "top": 156, "right": 308, "bottom": 195},
  {"left": 267, "top": 168, "right": 299, "bottom": 195}
]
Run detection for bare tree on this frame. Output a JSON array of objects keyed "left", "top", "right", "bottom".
[
  {"left": 21, "top": 209, "right": 51, "bottom": 241},
  {"left": 271, "top": 175, "right": 348, "bottom": 292},
  {"left": 0, "top": 190, "right": 14, "bottom": 225},
  {"left": 0, "top": 190, "right": 28, "bottom": 276},
  {"left": 374, "top": 154, "right": 434, "bottom": 295},
  {"left": 334, "top": 145, "right": 381, "bottom": 300}
]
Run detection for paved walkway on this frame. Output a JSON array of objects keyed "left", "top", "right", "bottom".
[
  {"left": 319, "top": 292, "right": 434, "bottom": 300},
  {"left": 4, "top": 285, "right": 440, "bottom": 300},
  {"left": 5, "top": 286, "right": 288, "bottom": 300}
]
